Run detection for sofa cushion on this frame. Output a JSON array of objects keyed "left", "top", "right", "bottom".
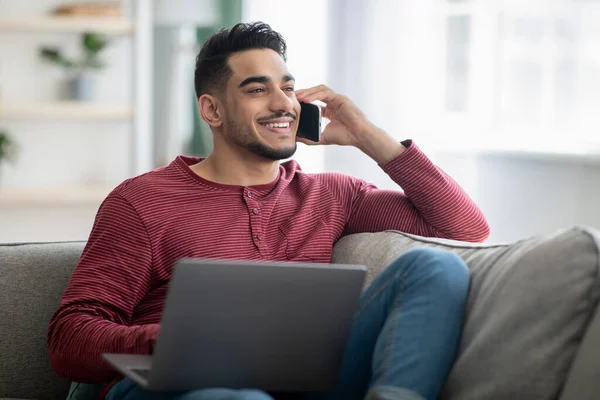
[
  {"left": 332, "top": 226, "right": 600, "bottom": 400},
  {"left": 0, "top": 241, "right": 86, "bottom": 400}
]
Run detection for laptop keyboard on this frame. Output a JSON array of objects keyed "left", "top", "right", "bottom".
[{"left": 130, "top": 368, "right": 151, "bottom": 380}]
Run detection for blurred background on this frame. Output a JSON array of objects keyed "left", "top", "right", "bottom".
[{"left": 0, "top": 0, "right": 598, "bottom": 244}]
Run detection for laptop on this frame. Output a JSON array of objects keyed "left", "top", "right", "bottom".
[{"left": 103, "top": 258, "right": 367, "bottom": 393}]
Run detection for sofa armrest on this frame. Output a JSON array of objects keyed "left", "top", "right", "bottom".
[{"left": 332, "top": 226, "right": 600, "bottom": 400}]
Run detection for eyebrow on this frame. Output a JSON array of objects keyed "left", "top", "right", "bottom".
[{"left": 238, "top": 74, "right": 295, "bottom": 88}]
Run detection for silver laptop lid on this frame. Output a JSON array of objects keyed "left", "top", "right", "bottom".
[{"left": 149, "top": 259, "right": 367, "bottom": 392}]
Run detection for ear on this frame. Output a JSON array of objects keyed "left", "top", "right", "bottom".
[{"left": 198, "top": 94, "right": 223, "bottom": 128}]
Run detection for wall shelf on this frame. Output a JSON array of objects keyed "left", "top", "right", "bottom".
[
  {"left": 0, "top": 101, "right": 134, "bottom": 120},
  {"left": 0, "top": 186, "right": 113, "bottom": 207},
  {"left": 0, "top": 16, "right": 134, "bottom": 35},
  {"left": 0, "top": 1, "right": 154, "bottom": 242}
]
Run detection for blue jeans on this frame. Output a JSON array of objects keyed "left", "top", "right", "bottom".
[{"left": 107, "top": 248, "right": 470, "bottom": 400}]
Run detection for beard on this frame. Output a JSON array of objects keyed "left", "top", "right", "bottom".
[{"left": 224, "top": 114, "right": 297, "bottom": 161}]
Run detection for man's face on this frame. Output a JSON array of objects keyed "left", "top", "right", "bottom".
[{"left": 221, "top": 48, "right": 301, "bottom": 160}]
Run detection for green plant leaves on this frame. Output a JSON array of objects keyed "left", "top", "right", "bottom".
[
  {"left": 39, "top": 47, "right": 75, "bottom": 68},
  {"left": 38, "top": 32, "right": 110, "bottom": 72},
  {"left": 0, "top": 131, "right": 17, "bottom": 164},
  {"left": 82, "top": 32, "right": 108, "bottom": 54}
]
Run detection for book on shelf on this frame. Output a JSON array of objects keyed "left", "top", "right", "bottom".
[{"left": 51, "top": 2, "right": 122, "bottom": 17}]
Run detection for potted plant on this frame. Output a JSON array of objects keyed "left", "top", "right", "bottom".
[
  {"left": 0, "top": 130, "right": 17, "bottom": 187},
  {"left": 39, "top": 32, "right": 110, "bottom": 101}
]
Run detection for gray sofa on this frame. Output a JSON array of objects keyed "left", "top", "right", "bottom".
[{"left": 1, "top": 226, "right": 599, "bottom": 400}]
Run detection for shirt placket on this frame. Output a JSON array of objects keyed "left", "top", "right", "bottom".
[{"left": 244, "top": 189, "right": 265, "bottom": 253}]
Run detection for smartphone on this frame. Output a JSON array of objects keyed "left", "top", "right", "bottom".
[{"left": 297, "top": 102, "right": 322, "bottom": 142}]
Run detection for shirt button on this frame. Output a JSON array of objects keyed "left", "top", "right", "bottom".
[
  {"left": 255, "top": 234, "right": 262, "bottom": 241},
  {"left": 246, "top": 191, "right": 252, "bottom": 198},
  {"left": 252, "top": 208, "right": 260, "bottom": 214}
]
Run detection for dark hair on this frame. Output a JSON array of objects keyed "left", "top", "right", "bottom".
[{"left": 194, "top": 22, "right": 287, "bottom": 98}]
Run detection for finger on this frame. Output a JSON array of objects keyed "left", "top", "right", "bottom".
[
  {"left": 296, "top": 84, "right": 331, "bottom": 100},
  {"left": 296, "top": 84, "right": 329, "bottom": 96},
  {"left": 299, "top": 90, "right": 339, "bottom": 105}
]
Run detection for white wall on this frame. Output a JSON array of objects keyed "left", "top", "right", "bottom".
[
  {"left": 2, "top": 205, "right": 101, "bottom": 242},
  {"left": 436, "top": 152, "right": 600, "bottom": 244}
]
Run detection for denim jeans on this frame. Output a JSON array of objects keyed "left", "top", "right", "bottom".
[{"left": 107, "top": 248, "right": 470, "bottom": 400}]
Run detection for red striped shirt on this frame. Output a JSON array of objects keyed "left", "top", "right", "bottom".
[{"left": 47, "top": 141, "right": 489, "bottom": 387}]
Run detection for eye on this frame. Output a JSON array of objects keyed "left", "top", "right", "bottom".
[
  {"left": 283, "top": 86, "right": 295, "bottom": 92},
  {"left": 249, "top": 88, "right": 265, "bottom": 93}
]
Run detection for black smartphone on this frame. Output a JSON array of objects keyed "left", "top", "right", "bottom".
[{"left": 297, "top": 102, "right": 322, "bottom": 142}]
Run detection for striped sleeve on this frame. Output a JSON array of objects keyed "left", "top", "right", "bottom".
[
  {"left": 47, "top": 192, "right": 159, "bottom": 383},
  {"left": 343, "top": 141, "right": 490, "bottom": 242}
]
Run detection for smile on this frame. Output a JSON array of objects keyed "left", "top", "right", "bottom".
[
  {"left": 262, "top": 122, "right": 290, "bottom": 129},
  {"left": 258, "top": 120, "right": 293, "bottom": 134}
]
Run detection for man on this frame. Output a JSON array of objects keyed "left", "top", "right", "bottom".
[{"left": 48, "top": 22, "right": 489, "bottom": 400}]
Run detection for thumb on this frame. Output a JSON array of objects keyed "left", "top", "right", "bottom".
[{"left": 296, "top": 136, "right": 320, "bottom": 146}]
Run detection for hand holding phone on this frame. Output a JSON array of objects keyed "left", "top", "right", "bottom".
[{"left": 296, "top": 102, "right": 322, "bottom": 143}]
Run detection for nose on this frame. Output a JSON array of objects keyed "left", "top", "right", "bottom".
[{"left": 269, "top": 87, "right": 294, "bottom": 114}]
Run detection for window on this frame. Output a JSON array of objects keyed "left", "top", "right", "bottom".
[{"left": 437, "top": 0, "right": 600, "bottom": 149}]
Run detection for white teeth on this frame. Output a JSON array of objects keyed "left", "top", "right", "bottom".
[{"left": 264, "top": 122, "right": 290, "bottom": 129}]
